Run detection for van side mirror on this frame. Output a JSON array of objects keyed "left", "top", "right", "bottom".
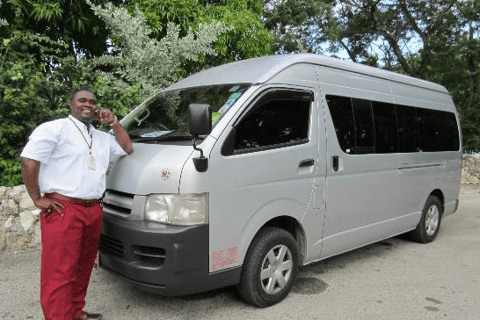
[
  {"left": 187, "top": 104, "right": 211, "bottom": 173},
  {"left": 188, "top": 103, "right": 212, "bottom": 136}
]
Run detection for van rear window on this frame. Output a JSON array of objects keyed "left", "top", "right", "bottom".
[{"left": 326, "top": 95, "right": 460, "bottom": 154}]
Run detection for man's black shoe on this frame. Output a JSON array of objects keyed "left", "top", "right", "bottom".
[{"left": 75, "top": 311, "right": 103, "bottom": 320}]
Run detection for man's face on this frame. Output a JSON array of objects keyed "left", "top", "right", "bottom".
[{"left": 71, "top": 91, "right": 98, "bottom": 123}]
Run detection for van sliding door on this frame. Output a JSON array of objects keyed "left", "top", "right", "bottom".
[{"left": 321, "top": 92, "right": 400, "bottom": 258}]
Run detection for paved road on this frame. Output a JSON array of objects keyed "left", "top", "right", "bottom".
[{"left": 1, "top": 186, "right": 479, "bottom": 320}]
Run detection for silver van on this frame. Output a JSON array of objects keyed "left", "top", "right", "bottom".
[{"left": 99, "top": 54, "right": 462, "bottom": 307}]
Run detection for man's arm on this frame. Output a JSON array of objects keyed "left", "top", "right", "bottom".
[
  {"left": 97, "top": 109, "right": 133, "bottom": 154},
  {"left": 111, "top": 121, "right": 133, "bottom": 154},
  {"left": 21, "top": 157, "right": 64, "bottom": 214}
]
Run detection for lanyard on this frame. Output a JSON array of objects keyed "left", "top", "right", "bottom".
[{"left": 69, "top": 118, "right": 93, "bottom": 152}]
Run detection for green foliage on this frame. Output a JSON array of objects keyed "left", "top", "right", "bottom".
[
  {"left": 0, "top": 0, "right": 234, "bottom": 186},
  {"left": 124, "top": 0, "right": 272, "bottom": 69},
  {"left": 86, "top": 1, "right": 231, "bottom": 97},
  {"left": 263, "top": 0, "right": 336, "bottom": 54},
  {"left": 83, "top": 1, "right": 232, "bottom": 129},
  {"left": 0, "top": 1, "right": 7, "bottom": 27},
  {"left": 0, "top": 0, "right": 116, "bottom": 58},
  {"left": 0, "top": 30, "right": 70, "bottom": 186}
]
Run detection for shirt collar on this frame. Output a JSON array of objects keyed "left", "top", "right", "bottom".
[{"left": 68, "top": 114, "right": 94, "bottom": 133}]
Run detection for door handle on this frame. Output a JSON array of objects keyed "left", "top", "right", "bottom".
[
  {"left": 299, "top": 159, "right": 315, "bottom": 168},
  {"left": 332, "top": 156, "right": 339, "bottom": 171}
]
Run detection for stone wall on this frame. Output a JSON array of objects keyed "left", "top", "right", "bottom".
[
  {"left": 0, "top": 185, "right": 41, "bottom": 252},
  {"left": 462, "top": 154, "right": 480, "bottom": 185},
  {"left": 1, "top": 155, "right": 480, "bottom": 252}
]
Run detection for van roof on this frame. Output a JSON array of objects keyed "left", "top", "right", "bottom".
[{"left": 166, "top": 54, "right": 447, "bottom": 93}]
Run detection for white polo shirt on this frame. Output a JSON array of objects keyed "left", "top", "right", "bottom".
[{"left": 21, "top": 115, "right": 128, "bottom": 199}]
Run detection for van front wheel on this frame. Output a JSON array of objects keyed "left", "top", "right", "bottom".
[
  {"left": 409, "top": 195, "right": 443, "bottom": 243},
  {"left": 237, "top": 227, "right": 299, "bottom": 307}
]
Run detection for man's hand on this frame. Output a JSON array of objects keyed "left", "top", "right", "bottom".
[
  {"left": 34, "top": 197, "right": 65, "bottom": 217},
  {"left": 22, "top": 157, "right": 65, "bottom": 217},
  {"left": 97, "top": 110, "right": 133, "bottom": 154},
  {"left": 96, "top": 109, "right": 117, "bottom": 125}
]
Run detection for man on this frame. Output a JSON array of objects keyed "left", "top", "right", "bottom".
[{"left": 21, "top": 90, "right": 133, "bottom": 320}]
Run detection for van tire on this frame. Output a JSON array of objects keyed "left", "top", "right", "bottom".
[
  {"left": 236, "top": 227, "right": 299, "bottom": 307},
  {"left": 409, "top": 195, "right": 443, "bottom": 243}
]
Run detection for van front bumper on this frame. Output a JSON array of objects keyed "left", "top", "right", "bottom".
[{"left": 99, "top": 214, "right": 241, "bottom": 296}]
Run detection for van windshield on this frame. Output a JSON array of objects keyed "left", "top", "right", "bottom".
[{"left": 122, "top": 84, "right": 250, "bottom": 142}]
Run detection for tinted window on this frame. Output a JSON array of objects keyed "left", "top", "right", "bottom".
[
  {"left": 327, "top": 94, "right": 459, "bottom": 154},
  {"left": 352, "top": 99, "right": 375, "bottom": 154},
  {"left": 417, "top": 108, "right": 460, "bottom": 152},
  {"left": 231, "top": 92, "right": 311, "bottom": 154},
  {"left": 397, "top": 105, "right": 419, "bottom": 152},
  {"left": 372, "top": 101, "right": 398, "bottom": 153},
  {"left": 326, "top": 95, "right": 355, "bottom": 153}
]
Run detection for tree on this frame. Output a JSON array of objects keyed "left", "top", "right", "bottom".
[
  {"left": 263, "top": 0, "right": 336, "bottom": 54},
  {"left": 0, "top": 0, "right": 118, "bottom": 60},
  {"left": 0, "top": 0, "right": 232, "bottom": 186},
  {"left": 326, "top": 0, "right": 480, "bottom": 151},
  {"left": 262, "top": 0, "right": 480, "bottom": 151},
  {"left": 123, "top": 0, "right": 273, "bottom": 70},
  {"left": 86, "top": 1, "right": 231, "bottom": 101},
  {"left": 0, "top": 30, "right": 70, "bottom": 186}
]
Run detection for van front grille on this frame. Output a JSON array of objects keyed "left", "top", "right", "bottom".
[{"left": 102, "top": 190, "right": 134, "bottom": 216}]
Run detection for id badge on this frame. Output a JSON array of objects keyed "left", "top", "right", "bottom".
[{"left": 87, "top": 153, "right": 97, "bottom": 171}]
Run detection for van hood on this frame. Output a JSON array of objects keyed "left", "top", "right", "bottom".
[{"left": 106, "top": 143, "right": 194, "bottom": 195}]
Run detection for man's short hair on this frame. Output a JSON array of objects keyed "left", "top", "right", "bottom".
[{"left": 71, "top": 89, "right": 96, "bottom": 103}]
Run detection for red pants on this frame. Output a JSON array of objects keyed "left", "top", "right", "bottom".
[{"left": 40, "top": 198, "right": 103, "bottom": 320}]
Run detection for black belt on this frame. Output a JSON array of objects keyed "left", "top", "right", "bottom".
[{"left": 45, "top": 193, "right": 101, "bottom": 207}]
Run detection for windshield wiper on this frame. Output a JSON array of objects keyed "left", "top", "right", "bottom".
[{"left": 130, "top": 133, "right": 193, "bottom": 143}]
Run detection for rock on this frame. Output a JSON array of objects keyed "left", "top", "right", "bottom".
[
  {"left": 13, "top": 185, "right": 26, "bottom": 193},
  {"left": 5, "top": 187, "right": 23, "bottom": 202},
  {"left": 19, "top": 193, "right": 35, "bottom": 210},
  {"left": 462, "top": 171, "right": 480, "bottom": 185},
  {"left": 19, "top": 211, "right": 36, "bottom": 232},
  {"left": 5, "top": 233, "right": 33, "bottom": 252},
  {"left": 4, "top": 216, "right": 17, "bottom": 232},
  {"left": 0, "top": 186, "right": 7, "bottom": 198},
  {"left": 34, "top": 224, "right": 42, "bottom": 245},
  {"left": 0, "top": 228, "right": 5, "bottom": 251},
  {"left": 0, "top": 199, "right": 18, "bottom": 216}
]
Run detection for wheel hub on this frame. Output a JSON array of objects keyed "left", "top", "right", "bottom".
[
  {"left": 425, "top": 205, "right": 440, "bottom": 236},
  {"left": 260, "top": 244, "right": 293, "bottom": 295}
]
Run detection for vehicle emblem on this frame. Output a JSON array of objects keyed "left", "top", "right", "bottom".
[{"left": 161, "top": 169, "right": 171, "bottom": 180}]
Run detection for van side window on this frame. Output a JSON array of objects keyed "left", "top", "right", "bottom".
[
  {"left": 326, "top": 96, "right": 378, "bottom": 154},
  {"left": 397, "top": 105, "right": 420, "bottom": 152},
  {"left": 327, "top": 95, "right": 459, "bottom": 154},
  {"left": 352, "top": 99, "right": 375, "bottom": 154},
  {"left": 372, "top": 101, "right": 398, "bottom": 153},
  {"left": 417, "top": 108, "right": 460, "bottom": 152},
  {"left": 326, "top": 95, "right": 355, "bottom": 153},
  {"left": 225, "top": 91, "right": 311, "bottom": 155}
]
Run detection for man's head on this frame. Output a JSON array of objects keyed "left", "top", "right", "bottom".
[{"left": 70, "top": 90, "right": 98, "bottom": 124}]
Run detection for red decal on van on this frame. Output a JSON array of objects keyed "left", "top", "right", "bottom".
[{"left": 211, "top": 247, "right": 238, "bottom": 272}]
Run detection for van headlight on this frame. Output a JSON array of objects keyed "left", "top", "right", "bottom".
[{"left": 145, "top": 194, "right": 208, "bottom": 225}]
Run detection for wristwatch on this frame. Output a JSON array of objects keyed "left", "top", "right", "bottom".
[{"left": 109, "top": 116, "right": 118, "bottom": 127}]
